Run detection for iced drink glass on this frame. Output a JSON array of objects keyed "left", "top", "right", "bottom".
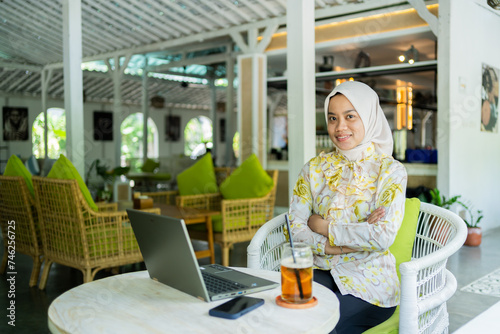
[{"left": 280, "top": 243, "right": 313, "bottom": 304}]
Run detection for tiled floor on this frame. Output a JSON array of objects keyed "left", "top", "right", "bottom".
[{"left": 1, "top": 227, "right": 500, "bottom": 333}]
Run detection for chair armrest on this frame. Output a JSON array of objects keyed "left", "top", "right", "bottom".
[
  {"left": 96, "top": 202, "right": 118, "bottom": 212},
  {"left": 247, "top": 213, "right": 287, "bottom": 271},
  {"left": 177, "top": 193, "right": 222, "bottom": 211}
]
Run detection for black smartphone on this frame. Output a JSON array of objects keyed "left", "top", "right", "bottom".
[{"left": 208, "top": 296, "right": 265, "bottom": 320}]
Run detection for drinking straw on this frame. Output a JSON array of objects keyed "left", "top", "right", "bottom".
[{"left": 285, "top": 214, "right": 304, "bottom": 300}]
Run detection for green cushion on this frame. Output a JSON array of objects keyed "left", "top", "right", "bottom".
[
  {"left": 189, "top": 214, "right": 224, "bottom": 233},
  {"left": 362, "top": 198, "right": 420, "bottom": 334},
  {"left": 47, "top": 154, "right": 99, "bottom": 212},
  {"left": 177, "top": 153, "right": 218, "bottom": 196},
  {"left": 390, "top": 198, "right": 421, "bottom": 281},
  {"left": 141, "top": 158, "right": 159, "bottom": 173},
  {"left": 219, "top": 154, "right": 274, "bottom": 199},
  {"left": 4, "top": 155, "right": 34, "bottom": 197}
]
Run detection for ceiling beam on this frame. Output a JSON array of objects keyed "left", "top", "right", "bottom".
[
  {"left": 0, "top": 61, "right": 43, "bottom": 71},
  {"left": 147, "top": 53, "right": 232, "bottom": 72}
]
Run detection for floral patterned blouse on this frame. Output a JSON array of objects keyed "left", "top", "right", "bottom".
[{"left": 289, "top": 143, "right": 407, "bottom": 307}]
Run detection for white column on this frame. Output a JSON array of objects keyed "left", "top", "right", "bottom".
[
  {"left": 286, "top": 0, "right": 316, "bottom": 197},
  {"left": 225, "top": 52, "right": 235, "bottom": 167},
  {"left": 436, "top": 0, "right": 451, "bottom": 194},
  {"left": 41, "top": 69, "right": 53, "bottom": 160},
  {"left": 107, "top": 54, "right": 131, "bottom": 167},
  {"left": 142, "top": 58, "right": 149, "bottom": 163},
  {"left": 62, "top": 0, "right": 85, "bottom": 177},
  {"left": 237, "top": 53, "right": 267, "bottom": 167},
  {"left": 112, "top": 56, "right": 123, "bottom": 167},
  {"left": 210, "top": 77, "right": 217, "bottom": 161}
]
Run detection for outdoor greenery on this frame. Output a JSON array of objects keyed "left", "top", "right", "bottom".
[
  {"left": 121, "top": 113, "right": 158, "bottom": 171},
  {"left": 32, "top": 108, "right": 66, "bottom": 159},
  {"left": 184, "top": 116, "right": 212, "bottom": 158},
  {"left": 429, "top": 188, "right": 483, "bottom": 228}
]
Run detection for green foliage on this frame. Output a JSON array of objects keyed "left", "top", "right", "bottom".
[
  {"left": 429, "top": 188, "right": 465, "bottom": 209},
  {"left": 120, "top": 113, "right": 157, "bottom": 170},
  {"left": 184, "top": 116, "right": 212, "bottom": 157},
  {"left": 32, "top": 108, "right": 66, "bottom": 158},
  {"left": 460, "top": 202, "right": 484, "bottom": 228},
  {"left": 86, "top": 159, "right": 131, "bottom": 185},
  {"left": 430, "top": 188, "right": 483, "bottom": 228}
]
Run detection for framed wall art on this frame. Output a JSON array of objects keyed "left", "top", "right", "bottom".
[
  {"left": 481, "top": 63, "right": 499, "bottom": 133},
  {"left": 93, "top": 111, "right": 113, "bottom": 141},
  {"left": 165, "top": 115, "right": 180, "bottom": 141},
  {"left": 3, "top": 106, "right": 29, "bottom": 141}
]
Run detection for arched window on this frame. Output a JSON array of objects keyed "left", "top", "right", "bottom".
[
  {"left": 233, "top": 132, "right": 240, "bottom": 159},
  {"left": 121, "top": 113, "right": 158, "bottom": 170},
  {"left": 32, "top": 108, "right": 66, "bottom": 159},
  {"left": 184, "top": 116, "right": 213, "bottom": 159}
]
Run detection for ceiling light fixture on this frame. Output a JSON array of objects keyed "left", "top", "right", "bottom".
[{"left": 398, "top": 45, "right": 419, "bottom": 64}]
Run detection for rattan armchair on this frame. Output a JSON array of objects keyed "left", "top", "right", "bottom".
[
  {"left": 32, "top": 176, "right": 160, "bottom": 290},
  {"left": 247, "top": 203, "right": 468, "bottom": 334},
  {"left": 0, "top": 176, "right": 43, "bottom": 287},
  {"left": 178, "top": 170, "right": 278, "bottom": 266}
]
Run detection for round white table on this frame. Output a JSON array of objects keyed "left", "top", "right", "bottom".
[{"left": 48, "top": 268, "right": 339, "bottom": 333}]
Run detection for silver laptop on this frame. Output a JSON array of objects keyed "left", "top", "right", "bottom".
[{"left": 127, "top": 209, "right": 279, "bottom": 302}]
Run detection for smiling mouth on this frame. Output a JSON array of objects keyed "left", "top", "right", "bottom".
[{"left": 336, "top": 135, "right": 351, "bottom": 142}]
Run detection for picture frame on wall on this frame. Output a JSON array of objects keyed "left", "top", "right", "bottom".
[
  {"left": 165, "top": 115, "right": 180, "bottom": 141},
  {"left": 3, "top": 106, "right": 29, "bottom": 141},
  {"left": 93, "top": 111, "right": 113, "bottom": 141},
  {"left": 481, "top": 63, "right": 499, "bottom": 133},
  {"left": 220, "top": 119, "right": 226, "bottom": 142}
]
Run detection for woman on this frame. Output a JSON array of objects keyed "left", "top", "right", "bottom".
[{"left": 289, "top": 81, "right": 407, "bottom": 334}]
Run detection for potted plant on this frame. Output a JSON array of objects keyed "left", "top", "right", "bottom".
[
  {"left": 429, "top": 188, "right": 464, "bottom": 209},
  {"left": 86, "top": 159, "right": 130, "bottom": 202},
  {"left": 429, "top": 188, "right": 484, "bottom": 246},
  {"left": 460, "top": 203, "right": 484, "bottom": 247}
]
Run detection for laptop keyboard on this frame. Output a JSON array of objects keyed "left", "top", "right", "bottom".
[{"left": 202, "top": 271, "right": 249, "bottom": 294}]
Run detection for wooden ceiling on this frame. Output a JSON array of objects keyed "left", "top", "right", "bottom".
[{"left": 0, "top": 0, "right": 417, "bottom": 108}]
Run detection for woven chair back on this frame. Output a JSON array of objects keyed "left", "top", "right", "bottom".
[{"left": 0, "top": 176, "right": 41, "bottom": 257}]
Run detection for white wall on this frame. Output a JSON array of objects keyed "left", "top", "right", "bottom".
[
  {"left": 441, "top": 0, "right": 500, "bottom": 231},
  {"left": 0, "top": 95, "right": 227, "bottom": 175}
]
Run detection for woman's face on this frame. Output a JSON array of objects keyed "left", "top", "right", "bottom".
[{"left": 327, "top": 94, "right": 365, "bottom": 151}]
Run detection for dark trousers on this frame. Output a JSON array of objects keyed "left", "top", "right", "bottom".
[{"left": 314, "top": 269, "right": 396, "bottom": 334}]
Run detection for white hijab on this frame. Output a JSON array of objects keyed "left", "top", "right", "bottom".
[{"left": 324, "top": 81, "right": 393, "bottom": 161}]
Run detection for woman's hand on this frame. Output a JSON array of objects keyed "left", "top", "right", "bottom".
[
  {"left": 308, "top": 214, "right": 329, "bottom": 237},
  {"left": 367, "top": 207, "right": 386, "bottom": 224}
]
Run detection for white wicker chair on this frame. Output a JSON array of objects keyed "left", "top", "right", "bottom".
[{"left": 247, "top": 203, "right": 468, "bottom": 334}]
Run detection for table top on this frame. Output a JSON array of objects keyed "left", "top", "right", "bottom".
[
  {"left": 48, "top": 268, "right": 339, "bottom": 334},
  {"left": 156, "top": 203, "right": 220, "bottom": 219}
]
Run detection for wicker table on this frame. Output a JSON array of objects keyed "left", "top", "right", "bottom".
[
  {"left": 155, "top": 204, "right": 219, "bottom": 264},
  {"left": 48, "top": 268, "right": 340, "bottom": 334}
]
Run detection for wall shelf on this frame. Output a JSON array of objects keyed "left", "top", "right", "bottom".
[{"left": 267, "top": 60, "right": 438, "bottom": 86}]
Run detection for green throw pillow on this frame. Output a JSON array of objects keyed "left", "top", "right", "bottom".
[
  {"left": 390, "top": 197, "right": 421, "bottom": 280},
  {"left": 47, "top": 154, "right": 99, "bottom": 212},
  {"left": 177, "top": 153, "right": 218, "bottom": 196},
  {"left": 219, "top": 154, "right": 274, "bottom": 199},
  {"left": 363, "top": 198, "right": 420, "bottom": 334},
  {"left": 4, "top": 155, "right": 34, "bottom": 197}
]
